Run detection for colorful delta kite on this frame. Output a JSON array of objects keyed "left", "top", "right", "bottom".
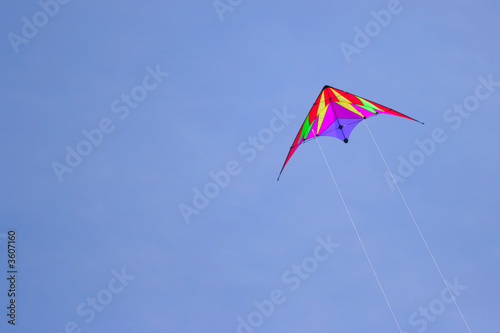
[{"left": 278, "top": 85, "right": 423, "bottom": 180}]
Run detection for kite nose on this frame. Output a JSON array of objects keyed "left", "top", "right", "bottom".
[{"left": 344, "top": 138, "right": 349, "bottom": 143}]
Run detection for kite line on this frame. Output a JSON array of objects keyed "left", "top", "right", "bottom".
[
  {"left": 363, "top": 121, "right": 473, "bottom": 333},
  {"left": 315, "top": 138, "right": 403, "bottom": 333}
]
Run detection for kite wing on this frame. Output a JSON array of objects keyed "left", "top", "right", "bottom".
[{"left": 277, "top": 85, "right": 422, "bottom": 180}]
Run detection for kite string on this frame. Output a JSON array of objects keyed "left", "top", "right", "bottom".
[
  {"left": 315, "top": 138, "right": 403, "bottom": 333},
  {"left": 363, "top": 121, "right": 473, "bottom": 333}
]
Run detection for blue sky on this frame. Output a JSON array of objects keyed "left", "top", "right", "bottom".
[{"left": 1, "top": 1, "right": 499, "bottom": 332}]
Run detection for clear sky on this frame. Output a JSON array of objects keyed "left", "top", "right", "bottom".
[{"left": 1, "top": 1, "right": 499, "bottom": 332}]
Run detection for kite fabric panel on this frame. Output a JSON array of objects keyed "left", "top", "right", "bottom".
[{"left": 278, "top": 85, "right": 422, "bottom": 180}]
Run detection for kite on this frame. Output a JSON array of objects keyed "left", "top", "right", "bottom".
[
  {"left": 275, "top": 86, "right": 474, "bottom": 333},
  {"left": 277, "top": 85, "right": 423, "bottom": 180}
]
